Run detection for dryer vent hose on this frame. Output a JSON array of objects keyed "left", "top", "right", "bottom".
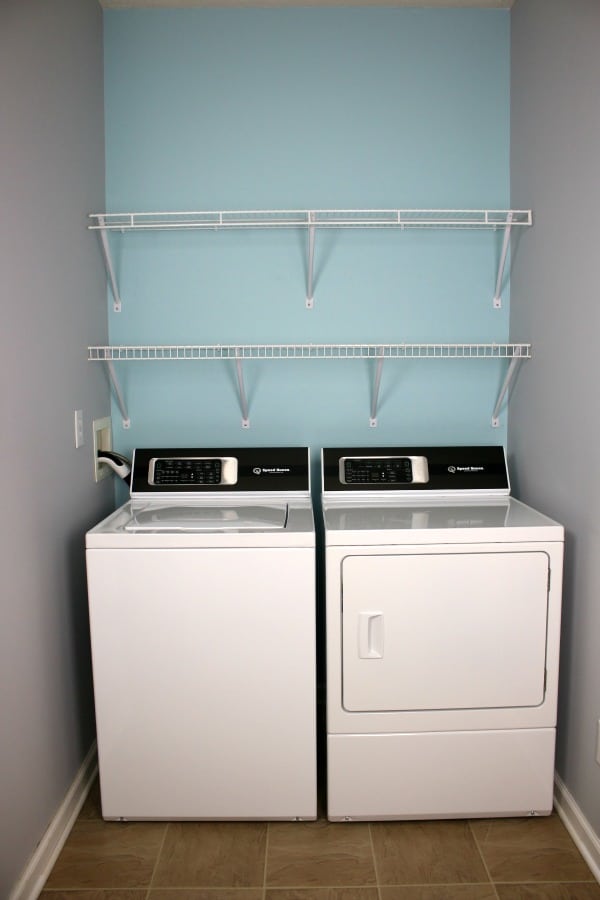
[{"left": 97, "top": 450, "right": 131, "bottom": 485}]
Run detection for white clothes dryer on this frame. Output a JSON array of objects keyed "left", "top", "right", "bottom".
[
  {"left": 86, "top": 446, "right": 316, "bottom": 821},
  {"left": 321, "top": 446, "right": 564, "bottom": 821}
]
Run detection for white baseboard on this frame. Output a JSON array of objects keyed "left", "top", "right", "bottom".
[
  {"left": 554, "top": 772, "right": 600, "bottom": 884},
  {"left": 9, "top": 741, "right": 98, "bottom": 900}
]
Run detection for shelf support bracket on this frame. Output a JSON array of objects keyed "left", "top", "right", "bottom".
[
  {"left": 491, "top": 352, "right": 524, "bottom": 427},
  {"left": 370, "top": 351, "right": 385, "bottom": 427},
  {"left": 105, "top": 360, "right": 131, "bottom": 428},
  {"left": 306, "top": 216, "right": 315, "bottom": 309},
  {"left": 235, "top": 353, "right": 250, "bottom": 428},
  {"left": 97, "top": 216, "right": 123, "bottom": 312},
  {"left": 493, "top": 211, "right": 514, "bottom": 309}
]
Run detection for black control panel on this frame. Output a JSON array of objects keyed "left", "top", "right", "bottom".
[
  {"left": 151, "top": 458, "right": 222, "bottom": 486},
  {"left": 343, "top": 457, "right": 413, "bottom": 484},
  {"left": 131, "top": 447, "right": 310, "bottom": 495},
  {"left": 323, "top": 446, "right": 509, "bottom": 493}
]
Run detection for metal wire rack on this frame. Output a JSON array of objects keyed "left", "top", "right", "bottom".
[
  {"left": 88, "top": 209, "right": 532, "bottom": 231},
  {"left": 88, "top": 343, "right": 531, "bottom": 361},
  {"left": 88, "top": 208, "right": 531, "bottom": 311},
  {"left": 89, "top": 343, "right": 531, "bottom": 431}
]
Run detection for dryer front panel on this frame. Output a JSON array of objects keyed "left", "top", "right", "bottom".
[{"left": 341, "top": 551, "right": 550, "bottom": 713}]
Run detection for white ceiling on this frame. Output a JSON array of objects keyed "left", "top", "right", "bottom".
[{"left": 100, "top": 0, "right": 515, "bottom": 9}]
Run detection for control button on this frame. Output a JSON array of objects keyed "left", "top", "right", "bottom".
[
  {"left": 345, "top": 457, "right": 413, "bottom": 485},
  {"left": 154, "top": 457, "right": 223, "bottom": 485}
]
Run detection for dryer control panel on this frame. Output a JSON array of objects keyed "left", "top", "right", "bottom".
[
  {"left": 323, "top": 446, "right": 509, "bottom": 495},
  {"left": 340, "top": 456, "right": 429, "bottom": 485}
]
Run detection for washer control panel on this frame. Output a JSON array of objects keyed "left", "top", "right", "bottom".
[
  {"left": 131, "top": 447, "right": 310, "bottom": 496},
  {"left": 340, "top": 456, "right": 429, "bottom": 485},
  {"left": 149, "top": 457, "right": 237, "bottom": 486}
]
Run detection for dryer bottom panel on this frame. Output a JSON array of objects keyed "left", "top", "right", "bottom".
[{"left": 327, "top": 729, "right": 556, "bottom": 821}]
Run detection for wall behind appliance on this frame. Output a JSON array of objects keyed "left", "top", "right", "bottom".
[
  {"left": 0, "top": 1, "right": 112, "bottom": 895},
  {"left": 103, "top": 7, "right": 512, "bottom": 459},
  {"left": 510, "top": 0, "right": 600, "bottom": 839}
]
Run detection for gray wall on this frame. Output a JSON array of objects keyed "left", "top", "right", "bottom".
[
  {"left": 510, "top": 0, "right": 600, "bottom": 834},
  {"left": 0, "top": 0, "right": 112, "bottom": 894}
]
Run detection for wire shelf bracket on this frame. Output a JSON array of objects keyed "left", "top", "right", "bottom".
[
  {"left": 235, "top": 352, "right": 250, "bottom": 428},
  {"left": 89, "top": 342, "right": 531, "bottom": 429},
  {"left": 105, "top": 359, "right": 130, "bottom": 428},
  {"left": 88, "top": 208, "right": 532, "bottom": 312},
  {"left": 370, "top": 351, "right": 385, "bottom": 427},
  {"left": 493, "top": 211, "right": 514, "bottom": 309},
  {"left": 306, "top": 220, "right": 316, "bottom": 309},
  {"left": 491, "top": 349, "right": 527, "bottom": 427},
  {"left": 96, "top": 216, "right": 123, "bottom": 312}
]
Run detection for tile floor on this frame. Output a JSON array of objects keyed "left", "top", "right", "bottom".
[{"left": 39, "top": 779, "right": 599, "bottom": 900}]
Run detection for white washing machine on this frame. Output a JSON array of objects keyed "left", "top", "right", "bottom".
[
  {"left": 86, "top": 446, "right": 316, "bottom": 821},
  {"left": 322, "top": 445, "right": 564, "bottom": 821}
]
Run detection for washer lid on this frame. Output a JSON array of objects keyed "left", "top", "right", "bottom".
[
  {"left": 86, "top": 498, "right": 315, "bottom": 548},
  {"left": 123, "top": 502, "right": 288, "bottom": 533}
]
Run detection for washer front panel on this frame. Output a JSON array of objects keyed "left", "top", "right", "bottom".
[{"left": 87, "top": 545, "right": 317, "bottom": 820}]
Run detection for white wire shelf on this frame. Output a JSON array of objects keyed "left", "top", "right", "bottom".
[
  {"left": 90, "top": 342, "right": 530, "bottom": 431},
  {"left": 89, "top": 208, "right": 530, "bottom": 311},
  {"left": 88, "top": 343, "right": 531, "bottom": 361},
  {"left": 89, "top": 208, "right": 532, "bottom": 231}
]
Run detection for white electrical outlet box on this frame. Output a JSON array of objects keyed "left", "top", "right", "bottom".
[
  {"left": 74, "top": 410, "right": 84, "bottom": 448},
  {"left": 93, "top": 416, "right": 113, "bottom": 482}
]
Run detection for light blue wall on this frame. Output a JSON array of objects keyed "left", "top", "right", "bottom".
[{"left": 103, "top": 8, "right": 510, "bottom": 462}]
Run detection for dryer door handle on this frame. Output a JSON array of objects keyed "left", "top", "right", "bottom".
[{"left": 358, "top": 612, "right": 384, "bottom": 659}]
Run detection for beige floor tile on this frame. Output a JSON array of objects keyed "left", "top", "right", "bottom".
[
  {"left": 266, "top": 890, "right": 379, "bottom": 900},
  {"left": 266, "top": 820, "right": 377, "bottom": 887},
  {"left": 371, "top": 820, "right": 490, "bottom": 885},
  {"left": 470, "top": 817, "right": 595, "bottom": 883},
  {"left": 380, "top": 887, "right": 497, "bottom": 899},
  {"left": 381, "top": 882, "right": 498, "bottom": 900},
  {"left": 39, "top": 892, "right": 146, "bottom": 899},
  {"left": 43, "top": 820, "right": 166, "bottom": 890},
  {"left": 149, "top": 891, "right": 263, "bottom": 900},
  {"left": 496, "top": 886, "right": 600, "bottom": 900},
  {"left": 152, "top": 821, "right": 267, "bottom": 887}
]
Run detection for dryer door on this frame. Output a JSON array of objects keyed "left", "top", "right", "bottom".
[{"left": 342, "top": 551, "right": 549, "bottom": 712}]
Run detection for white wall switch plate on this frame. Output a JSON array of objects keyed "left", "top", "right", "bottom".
[{"left": 74, "top": 410, "right": 84, "bottom": 448}]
